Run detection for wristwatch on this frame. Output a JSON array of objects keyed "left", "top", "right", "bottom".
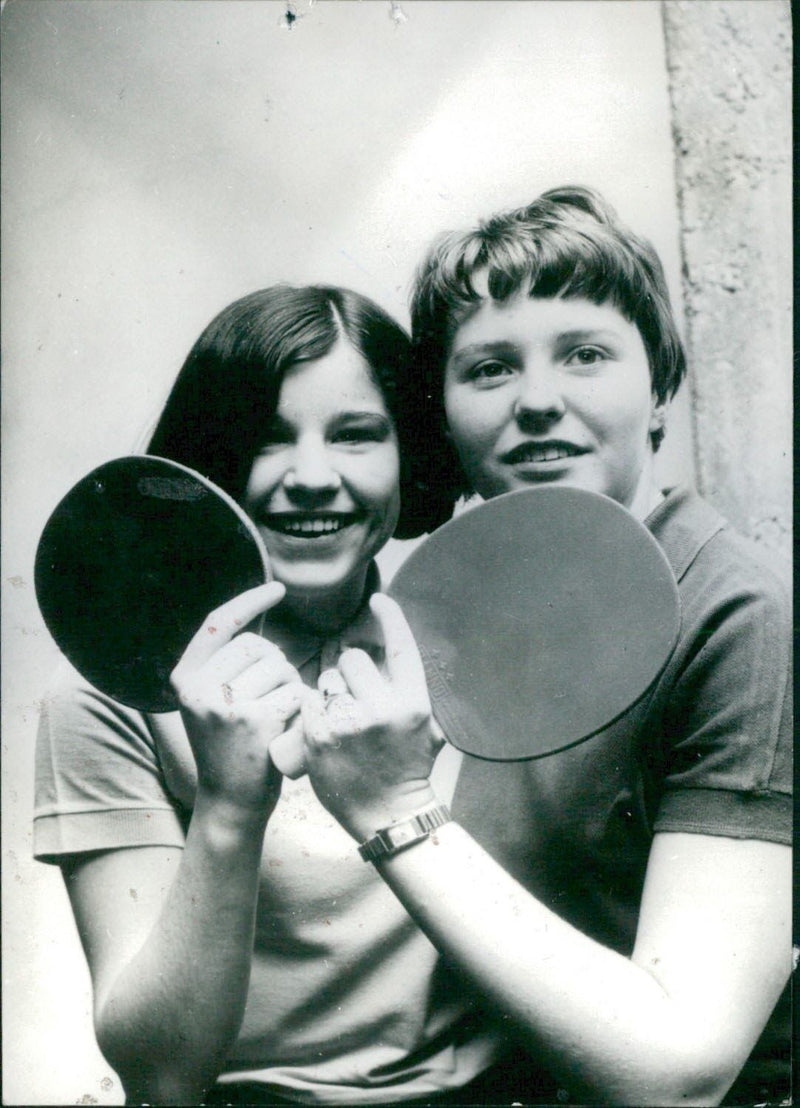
[{"left": 358, "top": 804, "right": 452, "bottom": 863}]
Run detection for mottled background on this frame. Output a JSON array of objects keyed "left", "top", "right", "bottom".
[{"left": 2, "top": 1, "right": 790, "bottom": 1103}]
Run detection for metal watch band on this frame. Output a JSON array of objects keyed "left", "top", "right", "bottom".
[{"left": 357, "top": 804, "right": 452, "bottom": 863}]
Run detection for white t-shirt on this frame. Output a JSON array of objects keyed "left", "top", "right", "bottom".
[{"left": 34, "top": 578, "right": 503, "bottom": 1105}]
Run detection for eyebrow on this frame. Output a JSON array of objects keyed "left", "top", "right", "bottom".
[
  {"left": 263, "top": 410, "right": 392, "bottom": 432},
  {"left": 334, "top": 410, "right": 392, "bottom": 422},
  {"left": 449, "top": 329, "right": 625, "bottom": 361},
  {"left": 554, "top": 329, "right": 624, "bottom": 344},
  {"left": 447, "top": 340, "right": 519, "bottom": 364}
]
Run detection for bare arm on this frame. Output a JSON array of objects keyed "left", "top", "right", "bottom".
[
  {"left": 371, "top": 825, "right": 790, "bottom": 1105},
  {"left": 63, "top": 583, "right": 303, "bottom": 1104},
  {"left": 65, "top": 820, "right": 265, "bottom": 1104},
  {"left": 303, "top": 594, "right": 792, "bottom": 1106}
]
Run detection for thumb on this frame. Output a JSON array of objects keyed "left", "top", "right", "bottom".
[
  {"left": 181, "top": 581, "right": 286, "bottom": 667},
  {"left": 270, "top": 717, "right": 307, "bottom": 779},
  {"left": 301, "top": 686, "right": 330, "bottom": 748}
]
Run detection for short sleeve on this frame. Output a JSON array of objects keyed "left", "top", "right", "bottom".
[
  {"left": 34, "top": 672, "right": 187, "bottom": 863},
  {"left": 654, "top": 535, "right": 792, "bottom": 845}
]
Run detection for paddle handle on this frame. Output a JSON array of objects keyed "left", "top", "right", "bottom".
[{"left": 270, "top": 730, "right": 307, "bottom": 779}]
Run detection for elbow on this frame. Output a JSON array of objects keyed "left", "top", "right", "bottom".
[
  {"left": 652, "top": 1070, "right": 734, "bottom": 1108},
  {"left": 556, "top": 1035, "right": 746, "bottom": 1106},
  {"left": 585, "top": 1066, "right": 737, "bottom": 1108},
  {"left": 94, "top": 1007, "right": 212, "bottom": 1106},
  {"left": 653, "top": 1018, "right": 761, "bottom": 1107},
  {"left": 101, "top": 1052, "right": 210, "bottom": 1108},
  {"left": 625, "top": 1042, "right": 747, "bottom": 1107}
]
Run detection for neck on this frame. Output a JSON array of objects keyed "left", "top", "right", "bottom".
[
  {"left": 276, "top": 569, "right": 371, "bottom": 637},
  {"left": 627, "top": 455, "right": 664, "bottom": 522}
]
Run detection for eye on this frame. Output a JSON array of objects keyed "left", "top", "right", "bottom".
[
  {"left": 332, "top": 427, "right": 374, "bottom": 445},
  {"left": 468, "top": 360, "right": 514, "bottom": 383},
  {"left": 330, "top": 416, "right": 393, "bottom": 447},
  {"left": 565, "top": 346, "right": 606, "bottom": 368}
]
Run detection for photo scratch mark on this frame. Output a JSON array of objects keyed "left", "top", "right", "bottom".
[{"left": 389, "top": 1, "right": 407, "bottom": 27}]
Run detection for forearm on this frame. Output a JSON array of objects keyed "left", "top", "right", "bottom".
[
  {"left": 373, "top": 821, "right": 731, "bottom": 1106},
  {"left": 95, "top": 795, "right": 268, "bottom": 1104}
]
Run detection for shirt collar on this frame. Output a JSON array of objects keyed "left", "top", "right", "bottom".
[{"left": 644, "top": 485, "right": 726, "bottom": 581}]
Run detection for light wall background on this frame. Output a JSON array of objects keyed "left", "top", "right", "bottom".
[{"left": 4, "top": 1, "right": 704, "bottom": 1103}]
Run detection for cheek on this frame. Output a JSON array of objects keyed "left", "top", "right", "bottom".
[
  {"left": 585, "top": 377, "right": 654, "bottom": 448},
  {"left": 381, "top": 458, "right": 402, "bottom": 519},
  {"left": 371, "top": 470, "right": 401, "bottom": 538},
  {"left": 243, "top": 457, "right": 278, "bottom": 506},
  {"left": 444, "top": 389, "right": 499, "bottom": 455},
  {"left": 354, "top": 448, "right": 401, "bottom": 514}
]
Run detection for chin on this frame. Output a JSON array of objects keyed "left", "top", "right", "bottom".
[{"left": 273, "top": 561, "right": 361, "bottom": 597}]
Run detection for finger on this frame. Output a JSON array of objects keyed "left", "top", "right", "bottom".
[
  {"left": 227, "top": 654, "right": 300, "bottom": 700},
  {"left": 260, "top": 681, "right": 304, "bottom": 723},
  {"left": 337, "top": 648, "right": 385, "bottom": 703},
  {"left": 204, "top": 632, "right": 289, "bottom": 685},
  {"left": 180, "top": 582, "right": 286, "bottom": 669},
  {"left": 301, "top": 687, "right": 330, "bottom": 749},
  {"left": 368, "top": 593, "right": 428, "bottom": 692},
  {"left": 318, "top": 667, "right": 349, "bottom": 702},
  {"left": 269, "top": 717, "right": 307, "bottom": 779},
  {"left": 325, "top": 692, "right": 364, "bottom": 733}
]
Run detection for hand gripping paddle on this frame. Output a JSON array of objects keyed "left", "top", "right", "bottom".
[
  {"left": 35, "top": 460, "right": 679, "bottom": 770},
  {"left": 387, "top": 486, "right": 680, "bottom": 760}
]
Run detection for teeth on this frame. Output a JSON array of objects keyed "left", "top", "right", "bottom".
[
  {"left": 270, "top": 517, "right": 349, "bottom": 535},
  {"left": 515, "top": 445, "right": 578, "bottom": 463}
]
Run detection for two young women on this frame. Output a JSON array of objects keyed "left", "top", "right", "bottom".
[{"left": 35, "top": 189, "right": 791, "bottom": 1106}]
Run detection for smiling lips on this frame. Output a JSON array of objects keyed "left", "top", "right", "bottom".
[
  {"left": 264, "top": 513, "right": 360, "bottom": 537},
  {"left": 501, "top": 441, "right": 589, "bottom": 465}
]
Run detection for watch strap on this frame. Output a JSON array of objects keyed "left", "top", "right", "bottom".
[{"left": 358, "top": 804, "right": 451, "bottom": 863}]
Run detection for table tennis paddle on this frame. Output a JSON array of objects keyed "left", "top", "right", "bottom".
[
  {"left": 387, "top": 486, "right": 680, "bottom": 760},
  {"left": 34, "top": 456, "right": 270, "bottom": 713}
]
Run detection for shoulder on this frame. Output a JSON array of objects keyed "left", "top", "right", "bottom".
[
  {"left": 39, "top": 662, "right": 157, "bottom": 750},
  {"left": 649, "top": 487, "right": 790, "bottom": 624},
  {"left": 35, "top": 663, "right": 190, "bottom": 863},
  {"left": 36, "top": 661, "right": 195, "bottom": 798},
  {"left": 648, "top": 492, "right": 792, "bottom": 842},
  {"left": 648, "top": 488, "right": 791, "bottom": 746}
]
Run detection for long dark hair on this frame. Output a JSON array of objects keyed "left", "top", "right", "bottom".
[{"left": 148, "top": 284, "right": 439, "bottom": 538}]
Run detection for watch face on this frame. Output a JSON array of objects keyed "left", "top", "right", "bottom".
[
  {"left": 384, "top": 823, "right": 421, "bottom": 849},
  {"left": 359, "top": 806, "right": 451, "bottom": 862}
]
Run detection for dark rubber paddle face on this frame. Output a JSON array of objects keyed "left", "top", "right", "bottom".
[
  {"left": 388, "top": 486, "right": 680, "bottom": 761},
  {"left": 34, "top": 456, "right": 270, "bottom": 712}
]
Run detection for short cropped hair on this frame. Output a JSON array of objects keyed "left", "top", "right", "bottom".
[
  {"left": 407, "top": 186, "right": 687, "bottom": 515},
  {"left": 148, "top": 284, "right": 435, "bottom": 539}
]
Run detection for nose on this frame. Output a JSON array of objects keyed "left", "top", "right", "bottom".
[
  {"left": 283, "top": 436, "right": 342, "bottom": 498},
  {"left": 513, "top": 365, "right": 566, "bottom": 426}
]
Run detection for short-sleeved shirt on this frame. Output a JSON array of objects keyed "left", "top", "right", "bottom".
[
  {"left": 34, "top": 488, "right": 792, "bottom": 1104},
  {"left": 35, "top": 574, "right": 502, "bottom": 1104},
  {"left": 446, "top": 486, "right": 791, "bottom": 1105}
]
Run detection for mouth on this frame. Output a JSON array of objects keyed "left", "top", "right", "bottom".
[
  {"left": 261, "top": 512, "right": 361, "bottom": 538},
  {"left": 500, "top": 441, "right": 589, "bottom": 466}
]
